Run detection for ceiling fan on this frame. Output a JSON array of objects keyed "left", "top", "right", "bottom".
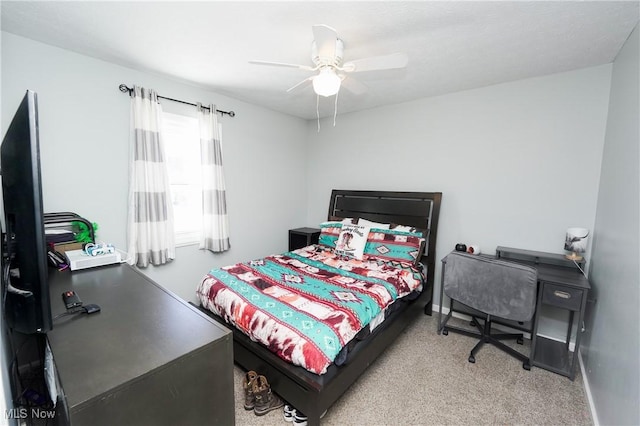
[{"left": 250, "top": 24, "right": 408, "bottom": 97}]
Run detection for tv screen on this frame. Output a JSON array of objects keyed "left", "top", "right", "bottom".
[{"left": 1, "top": 90, "right": 52, "bottom": 334}]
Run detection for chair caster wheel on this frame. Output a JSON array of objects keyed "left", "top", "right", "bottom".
[
  {"left": 517, "top": 336, "right": 524, "bottom": 345},
  {"left": 468, "top": 355, "right": 475, "bottom": 363},
  {"left": 442, "top": 329, "right": 448, "bottom": 336},
  {"left": 523, "top": 362, "right": 531, "bottom": 370}
]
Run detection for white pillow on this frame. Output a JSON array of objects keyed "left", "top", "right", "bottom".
[
  {"left": 356, "top": 218, "right": 391, "bottom": 230},
  {"left": 335, "top": 224, "right": 370, "bottom": 260},
  {"left": 390, "top": 224, "right": 421, "bottom": 234}
]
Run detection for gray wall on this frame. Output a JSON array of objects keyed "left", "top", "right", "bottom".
[
  {"left": 583, "top": 24, "right": 639, "bottom": 426},
  {"left": 1, "top": 32, "right": 308, "bottom": 303},
  {"left": 305, "top": 65, "right": 612, "bottom": 338}
]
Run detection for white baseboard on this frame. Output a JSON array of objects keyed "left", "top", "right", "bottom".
[
  {"left": 433, "top": 303, "right": 597, "bottom": 425},
  {"left": 578, "top": 350, "right": 599, "bottom": 425}
]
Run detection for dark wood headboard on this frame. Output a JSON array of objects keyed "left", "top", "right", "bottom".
[{"left": 327, "top": 190, "right": 442, "bottom": 302}]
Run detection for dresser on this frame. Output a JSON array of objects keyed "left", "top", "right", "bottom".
[{"left": 46, "top": 264, "right": 234, "bottom": 425}]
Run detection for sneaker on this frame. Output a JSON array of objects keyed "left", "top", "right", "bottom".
[
  {"left": 283, "top": 404, "right": 296, "bottom": 422},
  {"left": 285, "top": 405, "right": 327, "bottom": 425},
  {"left": 252, "top": 375, "right": 284, "bottom": 416},
  {"left": 293, "top": 410, "right": 308, "bottom": 426}
]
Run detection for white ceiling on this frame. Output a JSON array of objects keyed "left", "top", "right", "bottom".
[{"left": 1, "top": 1, "right": 638, "bottom": 120}]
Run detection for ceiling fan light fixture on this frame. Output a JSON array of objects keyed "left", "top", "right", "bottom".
[{"left": 313, "top": 68, "right": 341, "bottom": 97}]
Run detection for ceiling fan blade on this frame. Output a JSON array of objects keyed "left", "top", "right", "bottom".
[
  {"left": 312, "top": 24, "right": 338, "bottom": 61},
  {"left": 286, "top": 76, "right": 313, "bottom": 93},
  {"left": 342, "top": 53, "right": 408, "bottom": 73},
  {"left": 249, "top": 60, "right": 315, "bottom": 71},
  {"left": 340, "top": 75, "right": 367, "bottom": 95}
]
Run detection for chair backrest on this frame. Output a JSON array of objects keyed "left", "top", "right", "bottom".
[{"left": 442, "top": 252, "right": 538, "bottom": 322}]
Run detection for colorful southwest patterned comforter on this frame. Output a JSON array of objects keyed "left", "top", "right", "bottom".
[{"left": 196, "top": 244, "right": 425, "bottom": 375}]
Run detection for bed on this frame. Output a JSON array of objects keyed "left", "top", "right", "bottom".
[{"left": 195, "top": 190, "right": 441, "bottom": 425}]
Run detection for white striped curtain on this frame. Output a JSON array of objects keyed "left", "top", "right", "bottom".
[
  {"left": 126, "top": 86, "right": 175, "bottom": 267},
  {"left": 197, "top": 103, "right": 230, "bottom": 252}
]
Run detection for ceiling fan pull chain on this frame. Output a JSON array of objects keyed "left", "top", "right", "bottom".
[
  {"left": 333, "top": 89, "right": 339, "bottom": 127},
  {"left": 316, "top": 94, "right": 321, "bottom": 132}
]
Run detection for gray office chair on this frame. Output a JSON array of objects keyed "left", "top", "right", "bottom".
[{"left": 438, "top": 251, "right": 537, "bottom": 370}]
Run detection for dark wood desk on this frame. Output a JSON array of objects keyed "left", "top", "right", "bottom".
[
  {"left": 496, "top": 246, "right": 591, "bottom": 380},
  {"left": 47, "top": 264, "right": 234, "bottom": 425}
]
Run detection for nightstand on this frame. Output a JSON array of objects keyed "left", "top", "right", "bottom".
[
  {"left": 288, "top": 227, "right": 320, "bottom": 251},
  {"left": 496, "top": 246, "right": 591, "bottom": 380}
]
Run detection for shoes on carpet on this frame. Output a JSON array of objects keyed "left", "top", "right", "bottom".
[
  {"left": 293, "top": 410, "right": 308, "bottom": 426},
  {"left": 242, "top": 370, "right": 258, "bottom": 410},
  {"left": 283, "top": 404, "right": 296, "bottom": 422},
  {"left": 283, "top": 404, "right": 327, "bottom": 425},
  {"left": 252, "top": 375, "right": 284, "bottom": 416}
]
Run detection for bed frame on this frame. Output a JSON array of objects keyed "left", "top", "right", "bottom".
[{"left": 198, "top": 190, "right": 441, "bottom": 425}]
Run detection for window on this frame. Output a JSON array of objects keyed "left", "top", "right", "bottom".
[{"left": 162, "top": 112, "right": 202, "bottom": 246}]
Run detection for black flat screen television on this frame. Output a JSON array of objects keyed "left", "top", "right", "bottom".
[{"left": 1, "top": 90, "right": 52, "bottom": 334}]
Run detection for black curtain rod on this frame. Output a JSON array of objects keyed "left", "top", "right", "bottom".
[{"left": 118, "top": 84, "right": 235, "bottom": 118}]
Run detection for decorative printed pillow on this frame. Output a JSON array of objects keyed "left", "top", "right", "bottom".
[
  {"left": 318, "top": 221, "right": 342, "bottom": 249},
  {"left": 335, "top": 224, "right": 370, "bottom": 260},
  {"left": 363, "top": 228, "right": 426, "bottom": 266}
]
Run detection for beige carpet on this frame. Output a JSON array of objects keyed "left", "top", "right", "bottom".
[{"left": 233, "top": 313, "right": 593, "bottom": 425}]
